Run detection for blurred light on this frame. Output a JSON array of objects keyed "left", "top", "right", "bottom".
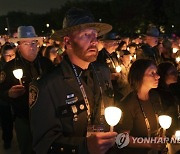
[
  {"left": 175, "top": 130, "right": 180, "bottom": 140},
  {"left": 130, "top": 55, "right": 132, "bottom": 61},
  {"left": 116, "top": 66, "right": 122, "bottom": 73},
  {"left": 173, "top": 48, "right": 178, "bottom": 53},
  {"left": 172, "top": 25, "right": 174, "bottom": 28},
  {"left": 176, "top": 57, "right": 180, "bottom": 63},
  {"left": 14, "top": 43, "right": 18, "bottom": 47},
  {"left": 46, "top": 23, "right": 50, "bottom": 28},
  {"left": 160, "top": 26, "right": 165, "bottom": 33},
  {"left": 5, "top": 28, "right": 8, "bottom": 31}
]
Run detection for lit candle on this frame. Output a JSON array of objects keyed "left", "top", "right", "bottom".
[
  {"left": 176, "top": 57, "right": 180, "bottom": 63},
  {"left": 158, "top": 115, "right": 172, "bottom": 137},
  {"left": 116, "top": 65, "right": 122, "bottom": 73},
  {"left": 13, "top": 69, "right": 23, "bottom": 85},
  {"left": 105, "top": 106, "right": 122, "bottom": 132},
  {"left": 175, "top": 130, "right": 180, "bottom": 140},
  {"left": 173, "top": 48, "right": 178, "bottom": 54},
  {"left": 130, "top": 55, "right": 132, "bottom": 61}
]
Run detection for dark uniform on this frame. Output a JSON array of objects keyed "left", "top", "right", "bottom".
[
  {"left": 97, "top": 48, "right": 120, "bottom": 73},
  {"left": 29, "top": 55, "right": 114, "bottom": 154},
  {"left": 0, "top": 52, "right": 53, "bottom": 153},
  {"left": 137, "top": 44, "right": 162, "bottom": 65},
  {"left": 0, "top": 61, "right": 13, "bottom": 149}
]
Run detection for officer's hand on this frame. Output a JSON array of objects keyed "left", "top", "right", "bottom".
[
  {"left": 87, "top": 132, "right": 117, "bottom": 154},
  {"left": 8, "top": 85, "right": 26, "bottom": 98}
]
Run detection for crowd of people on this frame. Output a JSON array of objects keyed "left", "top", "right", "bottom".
[{"left": 0, "top": 7, "right": 180, "bottom": 154}]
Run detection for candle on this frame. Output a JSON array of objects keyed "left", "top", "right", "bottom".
[
  {"left": 105, "top": 106, "right": 122, "bottom": 132},
  {"left": 173, "top": 48, "right": 178, "bottom": 54},
  {"left": 13, "top": 69, "right": 23, "bottom": 85},
  {"left": 116, "top": 65, "right": 122, "bottom": 73},
  {"left": 158, "top": 115, "right": 172, "bottom": 137}
]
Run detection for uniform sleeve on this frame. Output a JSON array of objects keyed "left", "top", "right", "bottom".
[
  {"left": 0, "top": 66, "right": 16, "bottom": 102},
  {"left": 29, "top": 81, "right": 88, "bottom": 154}
]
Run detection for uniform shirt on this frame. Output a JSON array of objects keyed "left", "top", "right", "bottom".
[
  {"left": 97, "top": 48, "right": 120, "bottom": 73},
  {"left": 29, "top": 55, "right": 114, "bottom": 154},
  {"left": 137, "top": 44, "right": 162, "bottom": 65},
  {"left": 0, "top": 53, "right": 53, "bottom": 118}
]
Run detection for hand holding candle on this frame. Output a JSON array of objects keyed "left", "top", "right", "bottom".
[
  {"left": 13, "top": 69, "right": 23, "bottom": 85},
  {"left": 105, "top": 106, "right": 122, "bottom": 132}
]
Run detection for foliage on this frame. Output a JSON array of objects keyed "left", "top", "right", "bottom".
[{"left": 0, "top": 0, "right": 180, "bottom": 36}]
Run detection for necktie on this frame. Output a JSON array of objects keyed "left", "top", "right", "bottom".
[
  {"left": 30, "top": 63, "right": 39, "bottom": 80},
  {"left": 82, "top": 70, "right": 94, "bottom": 92}
]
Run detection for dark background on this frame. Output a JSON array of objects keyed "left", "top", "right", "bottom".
[{"left": 0, "top": 0, "right": 180, "bottom": 37}]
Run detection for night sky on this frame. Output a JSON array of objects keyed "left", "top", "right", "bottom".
[
  {"left": 0, "top": 0, "right": 67, "bottom": 15},
  {"left": 0, "top": 0, "right": 105, "bottom": 15}
]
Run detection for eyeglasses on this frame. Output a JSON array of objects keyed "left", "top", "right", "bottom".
[
  {"left": 20, "top": 41, "right": 38, "bottom": 46},
  {"left": 3, "top": 53, "right": 15, "bottom": 58}
]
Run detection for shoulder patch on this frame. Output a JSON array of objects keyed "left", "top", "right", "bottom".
[
  {"left": 0, "top": 71, "right": 6, "bottom": 83},
  {"left": 29, "top": 85, "right": 39, "bottom": 108}
]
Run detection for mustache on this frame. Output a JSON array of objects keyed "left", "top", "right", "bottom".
[{"left": 87, "top": 46, "right": 98, "bottom": 51}]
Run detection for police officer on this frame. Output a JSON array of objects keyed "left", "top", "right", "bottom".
[
  {"left": 97, "top": 32, "right": 121, "bottom": 73},
  {"left": 96, "top": 32, "right": 122, "bottom": 103},
  {"left": 0, "top": 26, "right": 53, "bottom": 154},
  {"left": 29, "top": 8, "right": 117, "bottom": 154},
  {"left": 117, "top": 50, "right": 132, "bottom": 101},
  {"left": 137, "top": 25, "right": 162, "bottom": 65}
]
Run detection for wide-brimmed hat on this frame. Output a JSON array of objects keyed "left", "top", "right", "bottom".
[
  {"left": 100, "top": 32, "right": 121, "bottom": 41},
  {"left": 51, "top": 8, "right": 112, "bottom": 41},
  {"left": 10, "top": 26, "right": 42, "bottom": 43},
  {"left": 144, "top": 26, "right": 159, "bottom": 37}
]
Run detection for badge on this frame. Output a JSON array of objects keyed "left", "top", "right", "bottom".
[
  {"left": 29, "top": 85, "right": 39, "bottom": 108},
  {"left": 0, "top": 71, "right": 6, "bottom": 83},
  {"left": 80, "top": 104, "right": 85, "bottom": 110},
  {"left": 65, "top": 96, "right": 78, "bottom": 105},
  {"left": 106, "top": 58, "right": 111, "bottom": 64}
]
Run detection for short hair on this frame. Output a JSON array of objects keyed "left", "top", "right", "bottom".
[
  {"left": 128, "top": 59, "right": 155, "bottom": 91},
  {"left": 1, "top": 42, "right": 15, "bottom": 55},
  {"left": 0, "top": 42, "right": 15, "bottom": 62}
]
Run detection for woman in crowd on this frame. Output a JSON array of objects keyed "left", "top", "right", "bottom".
[
  {"left": 44, "top": 45, "right": 61, "bottom": 65},
  {"left": 0, "top": 42, "right": 16, "bottom": 149},
  {"left": 117, "top": 59, "right": 166, "bottom": 154}
]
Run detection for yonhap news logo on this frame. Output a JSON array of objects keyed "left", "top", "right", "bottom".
[
  {"left": 115, "top": 132, "right": 130, "bottom": 148},
  {"left": 115, "top": 133, "right": 180, "bottom": 149}
]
